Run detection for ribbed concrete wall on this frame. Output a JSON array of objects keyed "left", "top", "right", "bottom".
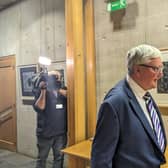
[
  {"left": 94, "top": 0, "right": 168, "bottom": 140},
  {"left": 0, "top": 0, "right": 65, "bottom": 157},
  {"left": 0, "top": 0, "right": 168, "bottom": 157}
]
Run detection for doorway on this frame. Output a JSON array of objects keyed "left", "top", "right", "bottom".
[{"left": 0, "top": 55, "right": 17, "bottom": 151}]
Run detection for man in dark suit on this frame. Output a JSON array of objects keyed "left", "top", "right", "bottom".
[{"left": 91, "top": 44, "right": 167, "bottom": 168}]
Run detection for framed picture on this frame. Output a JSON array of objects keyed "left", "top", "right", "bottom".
[
  {"left": 151, "top": 49, "right": 168, "bottom": 104},
  {"left": 157, "top": 49, "right": 168, "bottom": 93},
  {"left": 20, "top": 65, "right": 37, "bottom": 98}
]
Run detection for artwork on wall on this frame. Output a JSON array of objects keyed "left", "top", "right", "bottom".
[
  {"left": 19, "top": 61, "right": 66, "bottom": 102},
  {"left": 157, "top": 49, "right": 168, "bottom": 94},
  {"left": 19, "top": 64, "right": 37, "bottom": 99},
  {"left": 151, "top": 48, "right": 168, "bottom": 104}
]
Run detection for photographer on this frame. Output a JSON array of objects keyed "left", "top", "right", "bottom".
[{"left": 33, "top": 70, "right": 67, "bottom": 168}]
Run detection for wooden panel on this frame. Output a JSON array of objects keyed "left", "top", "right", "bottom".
[
  {"left": 0, "top": 106, "right": 12, "bottom": 124},
  {"left": 65, "top": 0, "right": 96, "bottom": 167},
  {"left": 0, "top": 56, "right": 16, "bottom": 151},
  {"left": 66, "top": 0, "right": 86, "bottom": 167},
  {"left": 0, "top": 113, "right": 13, "bottom": 140},
  {"left": 62, "top": 140, "right": 168, "bottom": 168},
  {"left": 0, "top": 67, "right": 14, "bottom": 111},
  {"left": 84, "top": 0, "right": 97, "bottom": 138},
  {"left": 62, "top": 140, "right": 91, "bottom": 160},
  {"left": 66, "top": 0, "right": 86, "bottom": 144},
  {"left": 0, "top": 55, "right": 15, "bottom": 68}
]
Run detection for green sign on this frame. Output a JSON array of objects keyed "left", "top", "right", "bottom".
[{"left": 107, "top": 0, "right": 126, "bottom": 12}]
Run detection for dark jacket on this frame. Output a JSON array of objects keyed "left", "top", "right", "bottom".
[
  {"left": 33, "top": 89, "right": 67, "bottom": 138},
  {"left": 91, "top": 79, "right": 167, "bottom": 168}
]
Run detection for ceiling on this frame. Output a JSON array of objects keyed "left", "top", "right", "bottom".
[{"left": 0, "top": 0, "right": 20, "bottom": 11}]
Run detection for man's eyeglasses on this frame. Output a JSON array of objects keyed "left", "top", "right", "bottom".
[{"left": 139, "top": 64, "right": 164, "bottom": 73}]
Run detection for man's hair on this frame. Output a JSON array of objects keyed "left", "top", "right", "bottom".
[{"left": 126, "top": 44, "right": 162, "bottom": 75}]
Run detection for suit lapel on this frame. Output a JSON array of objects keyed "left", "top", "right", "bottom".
[
  {"left": 124, "top": 80, "right": 162, "bottom": 151},
  {"left": 129, "top": 99, "right": 158, "bottom": 142}
]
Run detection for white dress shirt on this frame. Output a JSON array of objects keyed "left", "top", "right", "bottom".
[{"left": 127, "top": 75, "right": 153, "bottom": 129}]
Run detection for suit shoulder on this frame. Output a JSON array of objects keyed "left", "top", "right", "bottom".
[
  {"left": 103, "top": 87, "right": 130, "bottom": 111},
  {"left": 104, "top": 91, "right": 126, "bottom": 105},
  {"left": 104, "top": 87, "right": 126, "bottom": 102}
]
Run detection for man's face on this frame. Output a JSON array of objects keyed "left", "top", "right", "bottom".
[{"left": 134, "top": 57, "right": 163, "bottom": 90}]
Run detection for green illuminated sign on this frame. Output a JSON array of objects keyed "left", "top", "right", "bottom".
[{"left": 107, "top": 0, "right": 126, "bottom": 12}]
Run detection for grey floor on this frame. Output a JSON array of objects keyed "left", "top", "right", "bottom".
[{"left": 0, "top": 148, "right": 67, "bottom": 168}]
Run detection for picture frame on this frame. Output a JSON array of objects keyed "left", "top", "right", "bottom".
[
  {"left": 19, "top": 64, "right": 37, "bottom": 99},
  {"left": 157, "top": 49, "right": 168, "bottom": 94},
  {"left": 151, "top": 48, "right": 168, "bottom": 104},
  {"left": 19, "top": 61, "right": 66, "bottom": 104}
]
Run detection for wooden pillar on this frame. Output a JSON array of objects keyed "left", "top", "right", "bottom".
[
  {"left": 65, "top": 0, "right": 97, "bottom": 167},
  {"left": 84, "top": 0, "right": 97, "bottom": 138},
  {"left": 65, "top": 0, "right": 86, "bottom": 167}
]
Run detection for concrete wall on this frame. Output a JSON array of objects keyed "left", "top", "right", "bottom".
[
  {"left": 94, "top": 0, "right": 168, "bottom": 138},
  {"left": 0, "top": 0, "right": 168, "bottom": 157},
  {"left": 0, "top": 0, "right": 65, "bottom": 157},
  {"left": 94, "top": 0, "right": 168, "bottom": 105}
]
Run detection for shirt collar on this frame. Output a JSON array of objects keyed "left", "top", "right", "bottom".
[{"left": 126, "top": 74, "right": 146, "bottom": 99}]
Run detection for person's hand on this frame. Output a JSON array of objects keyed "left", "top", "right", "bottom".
[
  {"left": 58, "top": 88, "right": 67, "bottom": 97},
  {"left": 39, "top": 81, "right": 47, "bottom": 90}
]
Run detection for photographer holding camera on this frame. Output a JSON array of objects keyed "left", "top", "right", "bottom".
[{"left": 33, "top": 70, "right": 67, "bottom": 168}]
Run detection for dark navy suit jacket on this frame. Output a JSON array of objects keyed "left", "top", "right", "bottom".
[{"left": 91, "top": 79, "right": 167, "bottom": 168}]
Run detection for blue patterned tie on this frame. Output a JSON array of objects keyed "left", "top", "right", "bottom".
[{"left": 143, "top": 92, "right": 165, "bottom": 152}]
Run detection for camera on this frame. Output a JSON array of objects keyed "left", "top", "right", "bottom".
[
  {"left": 32, "top": 68, "right": 63, "bottom": 94},
  {"left": 39, "top": 72, "right": 48, "bottom": 83},
  {"left": 47, "top": 74, "right": 61, "bottom": 90},
  {"left": 35, "top": 73, "right": 61, "bottom": 90},
  {"left": 31, "top": 71, "right": 48, "bottom": 92}
]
